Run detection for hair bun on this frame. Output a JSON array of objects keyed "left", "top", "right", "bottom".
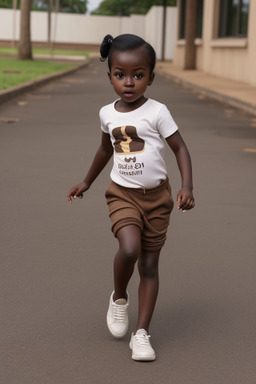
[{"left": 100, "top": 34, "right": 113, "bottom": 62}]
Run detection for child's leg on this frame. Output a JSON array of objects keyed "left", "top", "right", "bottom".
[
  {"left": 135, "top": 249, "right": 161, "bottom": 332},
  {"left": 113, "top": 224, "right": 141, "bottom": 301}
]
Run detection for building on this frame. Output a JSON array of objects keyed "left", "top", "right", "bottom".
[{"left": 174, "top": 0, "right": 256, "bottom": 86}]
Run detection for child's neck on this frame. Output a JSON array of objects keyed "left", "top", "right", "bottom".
[{"left": 115, "top": 96, "right": 148, "bottom": 113}]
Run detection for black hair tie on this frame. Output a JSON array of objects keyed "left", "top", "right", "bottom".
[{"left": 100, "top": 34, "right": 114, "bottom": 62}]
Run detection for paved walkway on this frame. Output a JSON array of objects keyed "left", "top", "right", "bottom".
[
  {"left": 156, "top": 62, "right": 256, "bottom": 116},
  {"left": 1, "top": 58, "right": 255, "bottom": 384},
  {"left": 1, "top": 54, "right": 256, "bottom": 116}
]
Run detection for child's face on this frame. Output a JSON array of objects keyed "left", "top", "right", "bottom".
[{"left": 108, "top": 47, "right": 155, "bottom": 111}]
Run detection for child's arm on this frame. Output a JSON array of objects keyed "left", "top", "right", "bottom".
[
  {"left": 166, "top": 131, "right": 195, "bottom": 211},
  {"left": 67, "top": 132, "right": 113, "bottom": 203}
]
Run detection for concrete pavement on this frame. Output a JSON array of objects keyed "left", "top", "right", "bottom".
[
  {"left": 156, "top": 62, "right": 256, "bottom": 117},
  {"left": 1, "top": 54, "right": 256, "bottom": 117},
  {"left": 1, "top": 58, "right": 256, "bottom": 383}
]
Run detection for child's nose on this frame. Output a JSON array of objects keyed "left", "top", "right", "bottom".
[{"left": 124, "top": 76, "right": 134, "bottom": 86}]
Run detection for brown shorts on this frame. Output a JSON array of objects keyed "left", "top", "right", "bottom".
[{"left": 105, "top": 178, "right": 174, "bottom": 252}]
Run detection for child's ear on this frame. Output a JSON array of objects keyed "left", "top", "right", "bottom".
[{"left": 148, "top": 72, "right": 155, "bottom": 86}]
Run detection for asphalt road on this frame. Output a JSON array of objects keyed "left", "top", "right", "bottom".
[{"left": 1, "top": 59, "right": 256, "bottom": 384}]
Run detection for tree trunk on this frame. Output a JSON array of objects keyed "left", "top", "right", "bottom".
[
  {"left": 51, "top": 0, "right": 60, "bottom": 51},
  {"left": 184, "top": 0, "right": 198, "bottom": 70},
  {"left": 48, "top": 0, "right": 53, "bottom": 50},
  {"left": 161, "top": 0, "right": 167, "bottom": 61},
  {"left": 18, "top": 0, "right": 32, "bottom": 60},
  {"left": 12, "top": 0, "right": 17, "bottom": 49}
]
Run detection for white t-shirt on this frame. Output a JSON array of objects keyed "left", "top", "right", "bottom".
[{"left": 100, "top": 98, "right": 178, "bottom": 189}]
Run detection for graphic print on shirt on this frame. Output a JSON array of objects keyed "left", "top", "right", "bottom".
[
  {"left": 112, "top": 125, "right": 146, "bottom": 178},
  {"left": 112, "top": 126, "right": 145, "bottom": 156}
]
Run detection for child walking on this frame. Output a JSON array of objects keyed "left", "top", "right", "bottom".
[{"left": 67, "top": 34, "right": 195, "bottom": 361}]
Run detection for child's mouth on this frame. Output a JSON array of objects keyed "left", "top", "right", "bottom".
[{"left": 124, "top": 92, "right": 134, "bottom": 97}]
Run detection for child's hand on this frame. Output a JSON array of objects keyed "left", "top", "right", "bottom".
[
  {"left": 67, "top": 181, "right": 89, "bottom": 204},
  {"left": 177, "top": 187, "right": 195, "bottom": 211}
]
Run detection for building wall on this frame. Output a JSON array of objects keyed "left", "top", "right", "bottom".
[
  {"left": 174, "top": 0, "right": 256, "bottom": 86},
  {"left": 0, "top": 6, "right": 177, "bottom": 60}
]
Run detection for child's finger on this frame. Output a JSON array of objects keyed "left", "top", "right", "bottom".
[
  {"left": 179, "top": 196, "right": 195, "bottom": 211},
  {"left": 177, "top": 195, "right": 182, "bottom": 209},
  {"left": 74, "top": 191, "right": 83, "bottom": 198},
  {"left": 178, "top": 195, "right": 189, "bottom": 210}
]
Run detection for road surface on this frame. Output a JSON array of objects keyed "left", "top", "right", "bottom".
[{"left": 1, "top": 59, "right": 256, "bottom": 383}]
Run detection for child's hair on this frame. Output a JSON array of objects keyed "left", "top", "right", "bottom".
[{"left": 100, "top": 33, "right": 156, "bottom": 73}]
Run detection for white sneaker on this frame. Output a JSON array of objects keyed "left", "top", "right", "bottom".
[
  {"left": 129, "top": 329, "right": 156, "bottom": 361},
  {"left": 106, "top": 291, "right": 129, "bottom": 338}
]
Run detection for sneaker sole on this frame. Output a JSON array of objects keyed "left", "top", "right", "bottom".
[
  {"left": 131, "top": 354, "right": 156, "bottom": 361},
  {"left": 107, "top": 316, "right": 128, "bottom": 338},
  {"left": 129, "top": 341, "right": 156, "bottom": 361}
]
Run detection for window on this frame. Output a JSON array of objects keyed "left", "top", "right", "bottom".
[
  {"left": 218, "top": 0, "right": 249, "bottom": 37},
  {"left": 179, "top": 0, "right": 186, "bottom": 39},
  {"left": 179, "top": 0, "right": 204, "bottom": 39},
  {"left": 196, "top": 0, "right": 204, "bottom": 38}
]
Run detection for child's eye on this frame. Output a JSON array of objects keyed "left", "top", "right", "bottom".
[
  {"left": 135, "top": 73, "right": 143, "bottom": 79},
  {"left": 115, "top": 73, "right": 124, "bottom": 79}
]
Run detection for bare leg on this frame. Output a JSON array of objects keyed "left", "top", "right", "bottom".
[
  {"left": 113, "top": 225, "right": 141, "bottom": 301},
  {"left": 135, "top": 249, "right": 161, "bottom": 333}
]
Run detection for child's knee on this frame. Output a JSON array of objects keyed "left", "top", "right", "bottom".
[
  {"left": 139, "top": 257, "right": 159, "bottom": 279},
  {"left": 119, "top": 244, "right": 140, "bottom": 266}
]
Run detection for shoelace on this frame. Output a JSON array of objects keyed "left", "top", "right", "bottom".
[
  {"left": 134, "top": 333, "right": 151, "bottom": 346},
  {"left": 112, "top": 303, "right": 127, "bottom": 322}
]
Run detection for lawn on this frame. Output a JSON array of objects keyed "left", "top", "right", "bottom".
[
  {"left": 0, "top": 48, "right": 90, "bottom": 90},
  {"left": 0, "top": 47, "right": 90, "bottom": 57},
  {"left": 0, "top": 58, "right": 77, "bottom": 90}
]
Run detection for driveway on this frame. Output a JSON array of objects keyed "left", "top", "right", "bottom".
[{"left": 1, "top": 58, "right": 255, "bottom": 384}]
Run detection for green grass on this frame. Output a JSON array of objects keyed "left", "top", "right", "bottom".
[
  {"left": 0, "top": 47, "right": 90, "bottom": 57},
  {"left": 0, "top": 58, "right": 76, "bottom": 90},
  {"left": 35, "top": 48, "right": 90, "bottom": 56}
]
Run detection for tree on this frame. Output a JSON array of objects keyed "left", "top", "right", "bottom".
[
  {"left": 91, "top": 0, "right": 176, "bottom": 16},
  {"left": 32, "top": 0, "right": 88, "bottom": 13},
  {"left": 184, "top": 0, "right": 198, "bottom": 69},
  {"left": 18, "top": 0, "right": 33, "bottom": 60},
  {"left": 0, "top": 0, "right": 20, "bottom": 7},
  {"left": 58, "top": 0, "right": 87, "bottom": 13},
  {"left": 0, "top": 0, "right": 88, "bottom": 13}
]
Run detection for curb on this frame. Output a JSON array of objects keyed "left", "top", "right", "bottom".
[
  {"left": 0, "top": 60, "right": 89, "bottom": 106},
  {"left": 157, "top": 68, "right": 256, "bottom": 117}
]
